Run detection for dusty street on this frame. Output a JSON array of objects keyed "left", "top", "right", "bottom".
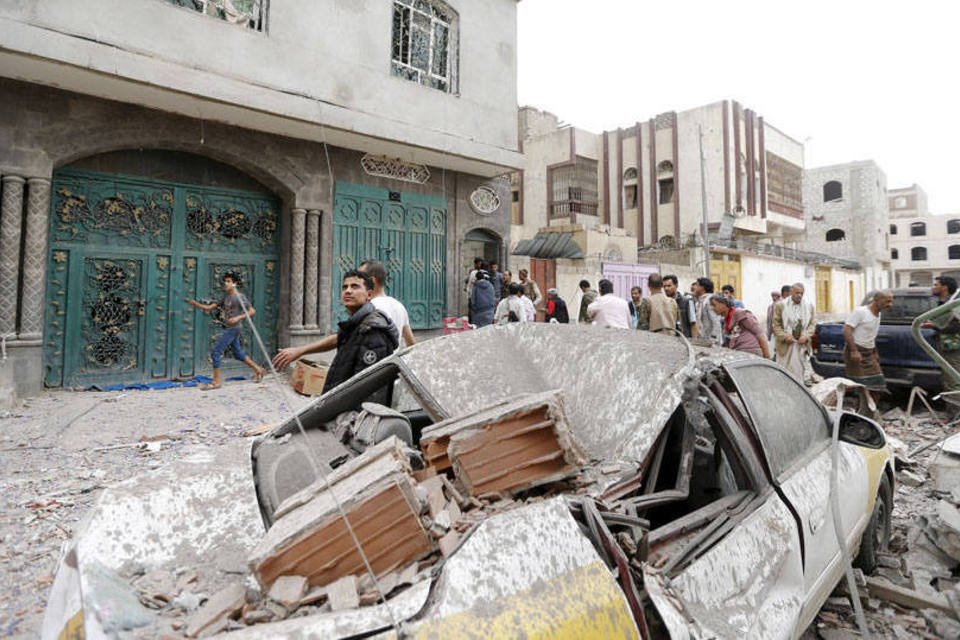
[
  {"left": 0, "top": 379, "right": 310, "bottom": 639},
  {"left": 4, "top": 377, "right": 960, "bottom": 639}
]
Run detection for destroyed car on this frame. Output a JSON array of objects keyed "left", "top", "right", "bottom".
[{"left": 43, "top": 324, "right": 895, "bottom": 639}]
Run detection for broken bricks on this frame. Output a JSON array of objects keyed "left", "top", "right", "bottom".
[
  {"left": 249, "top": 437, "right": 435, "bottom": 592},
  {"left": 420, "top": 390, "right": 586, "bottom": 497}
]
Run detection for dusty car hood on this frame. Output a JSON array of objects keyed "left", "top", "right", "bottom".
[{"left": 400, "top": 323, "right": 713, "bottom": 465}]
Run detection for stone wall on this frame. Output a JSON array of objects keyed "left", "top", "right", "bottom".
[{"left": 0, "top": 79, "right": 510, "bottom": 397}]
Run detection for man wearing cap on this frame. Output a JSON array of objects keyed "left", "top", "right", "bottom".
[{"left": 545, "top": 288, "right": 570, "bottom": 323}]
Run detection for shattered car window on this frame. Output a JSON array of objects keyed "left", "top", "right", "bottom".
[{"left": 727, "top": 364, "right": 830, "bottom": 479}]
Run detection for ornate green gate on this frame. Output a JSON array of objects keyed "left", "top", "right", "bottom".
[
  {"left": 332, "top": 182, "right": 446, "bottom": 329},
  {"left": 43, "top": 169, "right": 280, "bottom": 388}
]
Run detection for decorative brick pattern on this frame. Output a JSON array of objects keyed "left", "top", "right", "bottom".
[
  {"left": 0, "top": 176, "right": 25, "bottom": 337},
  {"left": 19, "top": 178, "right": 51, "bottom": 339},
  {"left": 303, "top": 210, "right": 320, "bottom": 329},
  {"left": 288, "top": 208, "right": 306, "bottom": 329}
]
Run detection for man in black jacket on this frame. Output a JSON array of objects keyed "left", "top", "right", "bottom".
[{"left": 322, "top": 270, "right": 398, "bottom": 393}]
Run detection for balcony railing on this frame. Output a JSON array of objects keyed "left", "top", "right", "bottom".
[{"left": 167, "top": 0, "right": 265, "bottom": 30}]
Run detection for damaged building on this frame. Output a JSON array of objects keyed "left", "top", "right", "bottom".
[{"left": 0, "top": 0, "right": 522, "bottom": 400}]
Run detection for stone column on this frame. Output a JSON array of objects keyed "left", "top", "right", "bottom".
[
  {"left": 288, "top": 208, "right": 306, "bottom": 330},
  {"left": 0, "top": 175, "right": 25, "bottom": 338},
  {"left": 19, "top": 178, "right": 51, "bottom": 340},
  {"left": 303, "top": 209, "right": 320, "bottom": 329},
  {"left": 318, "top": 208, "right": 333, "bottom": 333}
]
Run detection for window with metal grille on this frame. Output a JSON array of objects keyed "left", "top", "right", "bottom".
[
  {"left": 166, "top": 0, "right": 266, "bottom": 30},
  {"left": 950, "top": 245, "right": 960, "bottom": 260},
  {"left": 549, "top": 159, "right": 598, "bottom": 218},
  {"left": 623, "top": 168, "right": 638, "bottom": 209},
  {"left": 948, "top": 219, "right": 960, "bottom": 234},
  {"left": 391, "top": 0, "right": 458, "bottom": 93},
  {"left": 891, "top": 248, "right": 899, "bottom": 260},
  {"left": 823, "top": 180, "right": 843, "bottom": 202},
  {"left": 890, "top": 224, "right": 897, "bottom": 235},
  {"left": 912, "top": 246, "right": 928, "bottom": 261},
  {"left": 911, "top": 222, "right": 926, "bottom": 236}
]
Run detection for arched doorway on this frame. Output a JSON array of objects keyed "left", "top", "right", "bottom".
[
  {"left": 462, "top": 227, "right": 502, "bottom": 270},
  {"left": 43, "top": 151, "right": 282, "bottom": 388}
]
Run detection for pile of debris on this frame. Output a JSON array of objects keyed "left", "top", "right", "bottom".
[{"left": 137, "top": 390, "right": 589, "bottom": 637}]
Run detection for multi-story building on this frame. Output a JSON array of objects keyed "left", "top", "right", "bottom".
[
  {"left": 0, "top": 0, "right": 522, "bottom": 399},
  {"left": 513, "top": 102, "right": 862, "bottom": 320},
  {"left": 888, "top": 184, "right": 960, "bottom": 286},
  {"left": 801, "top": 161, "right": 891, "bottom": 294}
]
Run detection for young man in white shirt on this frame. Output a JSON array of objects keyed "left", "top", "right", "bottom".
[
  {"left": 359, "top": 260, "right": 415, "bottom": 349},
  {"left": 843, "top": 290, "right": 894, "bottom": 394},
  {"left": 587, "top": 279, "right": 631, "bottom": 329}
]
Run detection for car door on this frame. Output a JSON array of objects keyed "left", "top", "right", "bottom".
[
  {"left": 724, "top": 361, "right": 868, "bottom": 625},
  {"left": 642, "top": 379, "right": 806, "bottom": 639}
]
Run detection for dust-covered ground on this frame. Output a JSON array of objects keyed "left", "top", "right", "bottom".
[{"left": 0, "top": 378, "right": 310, "bottom": 638}]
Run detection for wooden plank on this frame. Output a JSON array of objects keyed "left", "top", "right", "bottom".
[{"left": 864, "top": 576, "right": 955, "bottom": 617}]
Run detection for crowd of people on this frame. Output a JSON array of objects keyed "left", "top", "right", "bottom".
[{"left": 197, "top": 254, "right": 958, "bottom": 399}]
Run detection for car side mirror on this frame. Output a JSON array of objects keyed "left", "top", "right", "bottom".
[{"left": 838, "top": 411, "right": 886, "bottom": 449}]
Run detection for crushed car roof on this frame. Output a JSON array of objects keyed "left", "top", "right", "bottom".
[{"left": 400, "top": 323, "right": 751, "bottom": 465}]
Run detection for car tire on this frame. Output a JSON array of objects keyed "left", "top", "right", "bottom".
[{"left": 854, "top": 472, "right": 892, "bottom": 574}]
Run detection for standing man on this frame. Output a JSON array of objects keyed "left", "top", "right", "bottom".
[
  {"left": 519, "top": 287, "right": 536, "bottom": 322},
  {"left": 766, "top": 290, "right": 782, "bottom": 342},
  {"left": 772, "top": 283, "right": 815, "bottom": 381},
  {"left": 578, "top": 280, "right": 599, "bottom": 324},
  {"left": 628, "top": 286, "right": 647, "bottom": 330},
  {"left": 489, "top": 261, "right": 504, "bottom": 300},
  {"left": 693, "top": 277, "right": 723, "bottom": 346},
  {"left": 545, "top": 288, "right": 570, "bottom": 323},
  {"left": 359, "top": 259, "right": 415, "bottom": 349},
  {"left": 843, "top": 290, "right": 895, "bottom": 395},
  {"left": 469, "top": 269, "right": 497, "bottom": 327},
  {"left": 465, "top": 257, "right": 483, "bottom": 322},
  {"left": 923, "top": 276, "right": 960, "bottom": 407},
  {"left": 663, "top": 274, "right": 698, "bottom": 338},
  {"left": 646, "top": 273, "right": 680, "bottom": 334},
  {"left": 495, "top": 282, "right": 526, "bottom": 324},
  {"left": 518, "top": 269, "right": 543, "bottom": 309},
  {"left": 721, "top": 284, "right": 744, "bottom": 308},
  {"left": 587, "top": 279, "right": 631, "bottom": 329},
  {"left": 501, "top": 270, "right": 514, "bottom": 300}
]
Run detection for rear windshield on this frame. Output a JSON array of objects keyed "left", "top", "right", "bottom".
[{"left": 860, "top": 293, "right": 938, "bottom": 324}]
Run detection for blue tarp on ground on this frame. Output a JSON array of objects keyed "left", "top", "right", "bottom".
[{"left": 87, "top": 375, "right": 248, "bottom": 392}]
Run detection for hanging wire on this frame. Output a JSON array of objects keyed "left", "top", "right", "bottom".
[
  {"left": 226, "top": 117, "right": 405, "bottom": 634},
  {"left": 233, "top": 292, "right": 404, "bottom": 634}
]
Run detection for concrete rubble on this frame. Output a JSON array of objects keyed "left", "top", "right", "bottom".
[{"left": 117, "top": 391, "right": 591, "bottom": 636}]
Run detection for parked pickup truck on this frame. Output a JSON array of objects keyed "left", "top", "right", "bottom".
[{"left": 812, "top": 288, "right": 942, "bottom": 390}]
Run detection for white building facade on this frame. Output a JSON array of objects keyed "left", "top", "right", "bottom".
[
  {"left": 0, "top": 0, "right": 522, "bottom": 397},
  {"left": 889, "top": 184, "right": 960, "bottom": 286},
  {"left": 513, "top": 102, "right": 862, "bottom": 322}
]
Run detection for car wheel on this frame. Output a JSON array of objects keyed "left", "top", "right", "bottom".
[{"left": 854, "top": 472, "right": 892, "bottom": 574}]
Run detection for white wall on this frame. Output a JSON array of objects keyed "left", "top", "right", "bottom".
[{"left": 0, "top": 0, "right": 521, "bottom": 172}]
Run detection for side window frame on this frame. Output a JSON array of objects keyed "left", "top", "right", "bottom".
[{"left": 723, "top": 360, "right": 832, "bottom": 482}]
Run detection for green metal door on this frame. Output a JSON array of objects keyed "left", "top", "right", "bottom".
[
  {"left": 332, "top": 182, "right": 446, "bottom": 329},
  {"left": 43, "top": 169, "right": 280, "bottom": 388}
]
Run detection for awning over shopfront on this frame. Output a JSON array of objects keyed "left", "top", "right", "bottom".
[{"left": 513, "top": 232, "right": 584, "bottom": 260}]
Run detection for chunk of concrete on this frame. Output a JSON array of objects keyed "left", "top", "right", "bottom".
[
  {"left": 931, "top": 451, "right": 960, "bottom": 493},
  {"left": 267, "top": 575, "right": 308, "bottom": 609},
  {"left": 326, "top": 575, "right": 359, "bottom": 611},
  {"left": 185, "top": 583, "right": 246, "bottom": 638}
]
